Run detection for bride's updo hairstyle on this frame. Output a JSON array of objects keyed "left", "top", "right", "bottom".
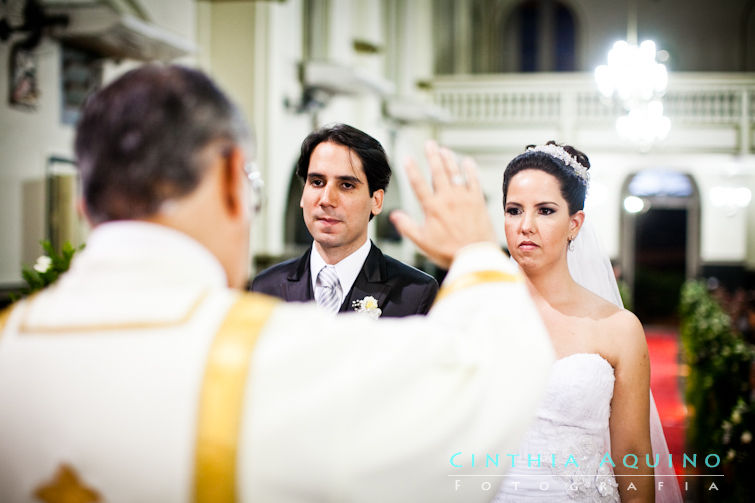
[{"left": 502, "top": 140, "right": 590, "bottom": 215}]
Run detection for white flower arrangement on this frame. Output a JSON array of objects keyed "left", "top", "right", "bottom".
[
  {"left": 33, "top": 255, "right": 52, "bottom": 273},
  {"left": 14, "top": 240, "right": 83, "bottom": 300},
  {"left": 352, "top": 296, "right": 382, "bottom": 319}
]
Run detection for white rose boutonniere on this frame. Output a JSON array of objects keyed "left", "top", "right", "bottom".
[{"left": 352, "top": 296, "right": 382, "bottom": 319}]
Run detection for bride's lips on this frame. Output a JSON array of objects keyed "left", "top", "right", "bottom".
[{"left": 518, "top": 240, "right": 539, "bottom": 250}]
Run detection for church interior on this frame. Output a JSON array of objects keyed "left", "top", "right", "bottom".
[{"left": 0, "top": 0, "right": 754, "bottom": 500}]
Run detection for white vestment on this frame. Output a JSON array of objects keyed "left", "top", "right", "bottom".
[{"left": 0, "top": 221, "right": 554, "bottom": 502}]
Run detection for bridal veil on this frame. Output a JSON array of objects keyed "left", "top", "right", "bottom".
[{"left": 567, "top": 217, "right": 683, "bottom": 503}]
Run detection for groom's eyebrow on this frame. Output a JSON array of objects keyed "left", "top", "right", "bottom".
[
  {"left": 336, "top": 175, "right": 363, "bottom": 185},
  {"left": 307, "top": 172, "right": 364, "bottom": 185}
]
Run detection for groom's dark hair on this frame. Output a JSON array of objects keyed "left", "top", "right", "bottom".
[{"left": 295, "top": 122, "right": 391, "bottom": 201}]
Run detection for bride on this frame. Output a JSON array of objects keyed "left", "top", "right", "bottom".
[{"left": 493, "top": 142, "right": 682, "bottom": 502}]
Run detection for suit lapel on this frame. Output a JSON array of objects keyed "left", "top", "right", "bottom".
[
  {"left": 339, "top": 243, "right": 390, "bottom": 313},
  {"left": 283, "top": 248, "right": 314, "bottom": 302}
]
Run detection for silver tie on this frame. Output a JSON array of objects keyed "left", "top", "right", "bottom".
[{"left": 315, "top": 265, "right": 342, "bottom": 313}]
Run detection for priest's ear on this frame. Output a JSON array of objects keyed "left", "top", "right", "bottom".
[
  {"left": 220, "top": 145, "right": 246, "bottom": 218},
  {"left": 77, "top": 198, "right": 95, "bottom": 228}
]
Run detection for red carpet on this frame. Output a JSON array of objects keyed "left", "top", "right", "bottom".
[{"left": 646, "top": 328, "right": 687, "bottom": 476}]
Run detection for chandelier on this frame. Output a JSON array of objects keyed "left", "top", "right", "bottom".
[
  {"left": 594, "top": 39, "right": 671, "bottom": 150},
  {"left": 615, "top": 99, "right": 670, "bottom": 147}
]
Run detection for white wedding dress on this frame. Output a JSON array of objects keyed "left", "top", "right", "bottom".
[
  {"left": 493, "top": 353, "right": 620, "bottom": 502},
  {"left": 494, "top": 219, "right": 682, "bottom": 503}
]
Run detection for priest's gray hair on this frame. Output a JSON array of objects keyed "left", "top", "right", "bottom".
[{"left": 75, "top": 64, "right": 252, "bottom": 224}]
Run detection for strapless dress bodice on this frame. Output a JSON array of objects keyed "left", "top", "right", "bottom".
[{"left": 494, "top": 353, "right": 620, "bottom": 502}]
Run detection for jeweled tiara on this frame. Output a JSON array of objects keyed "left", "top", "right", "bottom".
[{"left": 526, "top": 144, "right": 589, "bottom": 186}]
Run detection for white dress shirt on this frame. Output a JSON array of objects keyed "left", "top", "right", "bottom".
[{"left": 309, "top": 238, "right": 372, "bottom": 309}]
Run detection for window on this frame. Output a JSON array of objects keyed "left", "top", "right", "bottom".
[
  {"left": 433, "top": 0, "right": 578, "bottom": 74},
  {"left": 501, "top": 0, "right": 576, "bottom": 73}
]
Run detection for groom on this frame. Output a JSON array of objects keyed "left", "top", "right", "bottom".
[{"left": 252, "top": 123, "right": 438, "bottom": 316}]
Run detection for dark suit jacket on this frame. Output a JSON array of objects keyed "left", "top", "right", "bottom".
[{"left": 251, "top": 243, "right": 439, "bottom": 317}]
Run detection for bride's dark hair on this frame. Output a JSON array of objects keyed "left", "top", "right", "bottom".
[{"left": 502, "top": 140, "right": 590, "bottom": 215}]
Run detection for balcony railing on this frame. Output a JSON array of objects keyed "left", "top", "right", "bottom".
[{"left": 431, "top": 72, "right": 755, "bottom": 152}]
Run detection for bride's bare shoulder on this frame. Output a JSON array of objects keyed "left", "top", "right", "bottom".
[
  {"left": 595, "top": 303, "right": 647, "bottom": 360},
  {"left": 578, "top": 286, "right": 644, "bottom": 335},
  {"left": 576, "top": 285, "right": 622, "bottom": 317}
]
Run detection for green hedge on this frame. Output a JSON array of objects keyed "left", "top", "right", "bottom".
[
  {"left": 11, "top": 240, "right": 83, "bottom": 301},
  {"left": 679, "top": 280, "right": 754, "bottom": 501}
]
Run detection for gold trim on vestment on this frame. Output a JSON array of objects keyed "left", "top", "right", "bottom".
[
  {"left": 0, "top": 303, "right": 14, "bottom": 340},
  {"left": 34, "top": 463, "right": 102, "bottom": 503},
  {"left": 434, "top": 269, "right": 522, "bottom": 304},
  {"left": 193, "top": 292, "right": 278, "bottom": 503},
  {"left": 16, "top": 291, "right": 209, "bottom": 334}
]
